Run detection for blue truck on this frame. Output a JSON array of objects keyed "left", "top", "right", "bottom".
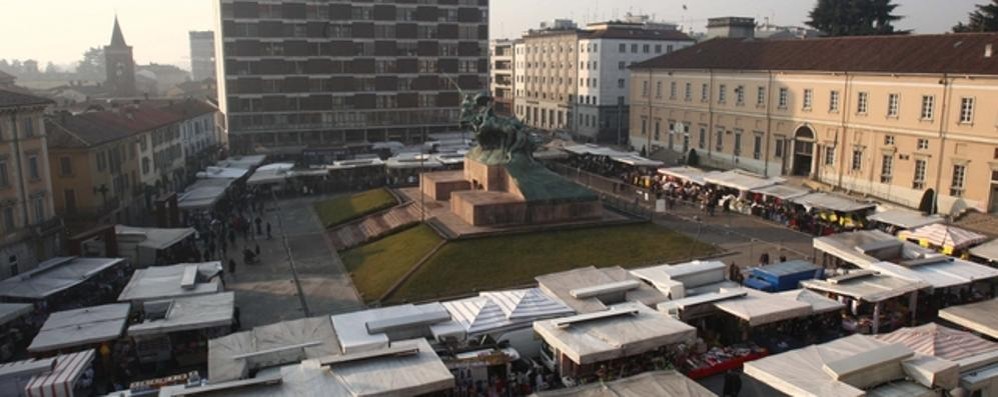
[{"left": 744, "top": 260, "right": 824, "bottom": 292}]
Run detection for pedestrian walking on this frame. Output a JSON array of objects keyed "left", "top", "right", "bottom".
[
  {"left": 722, "top": 370, "right": 742, "bottom": 397},
  {"left": 255, "top": 216, "right": 263, "bottom": 235},
  {"left": 266, "top": 222, "right": 272, "bottom": 240},
  {"left": 228, "top": 259, "right": 237, "bottom": 275}
]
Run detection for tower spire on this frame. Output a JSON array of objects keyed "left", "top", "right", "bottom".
[{"left": 110, "top": 15, "right": 127, "bottom": 47}]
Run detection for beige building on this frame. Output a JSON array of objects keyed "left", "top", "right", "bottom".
[
  {"left": 517, "top": 29, "right": 582, "bottom": 131},
  {"left": 0, "top": 90, "right": 62, "bottom": 278},
  {"left": 630, "top": 33, "right": 998, "bottom": 215}
]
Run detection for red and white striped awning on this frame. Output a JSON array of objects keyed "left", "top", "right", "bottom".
[
  {"left": 899, "top": 223, "right": 988, "bottom": 251},
  {"left": 25, "top": 349, "right": 95, "bottom": 397},
  {"left": 875, "top": 323, "right": 998, "bottom": 361}
]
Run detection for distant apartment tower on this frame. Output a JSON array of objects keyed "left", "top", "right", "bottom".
[
  {"left": 513, "top": 19, "right": 693, "bottom": 143},
  {"left": 489, "top": 39, "right": 514, "bottom": 116},
  {"left": 189, "top": 31, "right": 217, "bottom": 81},
  {"left": 104, "top": 16, "right": 137, "bottom": 97},
  {"left": 215, "top": 0, "right": 490, "bottom": 155}
]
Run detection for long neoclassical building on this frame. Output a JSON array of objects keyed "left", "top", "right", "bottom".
[{"left": 629, "top": 33, "right": 998, "bottom": 215}]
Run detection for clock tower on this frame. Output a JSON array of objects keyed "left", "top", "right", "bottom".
[{"left": 104, "top": 16, "right": 136, "bottom": 97}]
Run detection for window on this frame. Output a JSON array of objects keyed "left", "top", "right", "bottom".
[
  {"left": 32, "top": 197, "right": 44, "bottom": 224},
  {"left": 22, "top": 117, "right": 34, "bottom": 137},
  {"left": 829, "top": 90, "right": 840, "bottom": 112},
  {"left": 917, "top": 138, "right": 929, "bottom": 150},
  {"left": 887, "top": 93, "right": 899, "bottom": 117},
  {"left": 631, "top": 44, "right": 638, "bottom": 53},
  {"left": 142, "top": 158, "right": 151, "bottom": 175},
  {"left": 640, "top": 117, "right": 648, "bottom": 136},
  {"left": 618, "top": 61, "right": 625, "bottom": 70},
  {"left": 617, "top": 79, "right": 625, "bottom": 89},
  {"left": 654, "top": 44, "right": 662, "bottom": 53},
  {"left": 715, "top": 128, "right": 724, "bottom": 151},
  {"left": 753, "top": 135, "right": 762, "bottom": 159},
  {"left": 824, "top": 146, "right": 836, "bottom": 165},
  {"left": 733, "top": 130, "right": 742, "bottom": 156},
  {"left": 857, "top": 92, "right": 869, "bottom": 114},
  {"left": 960, "top": 97, "right": 975, "bottom": 123},
  {"left": 775, "top": 138, "right": 785, "bottom": 158},
  {"left": 684, "top": 83, "right": 692, "bottom": 101},
  {"left": 701, "top": 84, "right": 709, "bottom": 102},
  {"left": 951, "top": 164, "right": 967, "bottom": 196},
  {"left": 718, "top": 84, "right": 727, "bottom": 104},
  {"left": 27, "top": 155, "right": 39, "bottom": 181},
  {"left": 2, "top": 207, "right": 13, "bottom": 232},
  {"left": 851, "top": 149, "right": 863, "bottom": 171},
  {"left": 619, "top": 43, "right": 626, "bottom": 53},
  {"left": 654, "top": 120, "right": 661, "bottom": 141},
  {"left": 913, "top": 159, "right": 927, "bottom": 189},
  {"left": 735, "top": 86, "right": 745, "bottom": 105},
  {"left": 757, "top": 87, "right": 766, "bottom": 106},
  {"left": 59, "top": 157, "right": 71, "bottom": 176},
  {"left": 643, "top": 44, "right": 650, "bottom": 53},
  {"left": 778, "top": 88, "right": 788, "bottom": 108},
  {"left": 669, "top": 82, "right": 677, "bottom": 99},
  {"left": 803, "top": 89, "right": 813, "bottom": 110},
  {"left": 64, "top": 189, "right": 76, "bottom": 214},
  {"left": 655, "top": 82, "right": 663, "bottom": 98},
  {"left": 920, "top": 95, "right": 934, "bottom": 120},
  {"left": 698, "top": 127, "right": 706, "bottom": 149},
  {"left": 641, "top": 81, "right": 649, "bottom": 97},
  {"left": 0, "top": 162, "right": 8, "bottom": 187},
  {"left": 881, "top": 154, "right": 894, "bottom": 183},
  {"left": 884, "top": 135, "right": 895, "bottom": 145}
]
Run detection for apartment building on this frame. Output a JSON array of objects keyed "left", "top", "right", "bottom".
[
  {"left": 215, "top": 0, "right": 490, "bottom": 155},
  {"left": 489, "top": 39, "right": 514, "bottom": 116},
  {"left": 514, "top": 19, "right": 693, "bottom": 142},
  {"left": 189, "top": 31, "right": 217, "bottom": 81},
  {"left": 162, "top": 100, "right": 224, "bottom": 183},
  {"left": 0, "top": 90, "right": 62, "bottom": 278},
  {"left": 630, "top": 33, "right": 998, "bottom": 215}
]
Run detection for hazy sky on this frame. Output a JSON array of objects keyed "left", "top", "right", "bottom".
[{"left": 0, "top": 0, "right": 983, "bottom": 70}]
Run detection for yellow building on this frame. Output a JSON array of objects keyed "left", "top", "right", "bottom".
[
  {"left": 0, "top": 90, "right": 62, "bottom": 278},
  {"left": 630, "top": 33, "right": 998, "bottom": 215}
]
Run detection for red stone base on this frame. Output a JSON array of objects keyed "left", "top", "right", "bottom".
[{"left": 420, "top": 171, "right": 471, "bottom": 201}]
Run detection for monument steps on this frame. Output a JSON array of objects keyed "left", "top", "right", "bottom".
[{"left": 328, "top": 202, "right": 423, "bottom": 250}]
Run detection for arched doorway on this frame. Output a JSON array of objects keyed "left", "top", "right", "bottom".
[{"left": 792, "top": 126, "right": 816, "bottom": 177}]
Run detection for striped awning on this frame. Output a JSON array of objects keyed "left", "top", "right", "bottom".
[
  {"left": 899, "top": 224, "right": 988, "bottom": 251},
  {"left": 875, "top": 323, "right": 998, "bottom": 361},
  {"left": 25, "top": 349, "right": 95, "bottom": 397},
  {"left": 442, "top": 288, "right": 573, "bottom": 335}
]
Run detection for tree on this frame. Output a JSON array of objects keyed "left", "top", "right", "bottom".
[
  {"left": 44, "top": 62, "right": 59, "bottom": 75},
  {"left": 953, "top": 0, "right": 998, "bottom": 32},
  {"left": 76, "top": 47, "right": 105, "bottom": 81},
  {"left": 807, "top": 0, "right": 906, "bottom": 36}
]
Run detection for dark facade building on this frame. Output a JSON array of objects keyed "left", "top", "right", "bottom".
[
  {"left": 216, "top": 0, "right": 490, "bottom": 155},
  {"left": 104, "top": 16, "right": 137, "bottom": 98}
]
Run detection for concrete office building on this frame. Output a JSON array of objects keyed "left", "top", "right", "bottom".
[
  {"left": 630, "top": 33, "right": 998, "bottom": 215},
  {"left": 489, "top": 39, "right": 514, "bottom": 116},
  {"left": 189, "top": 31, "right": 217, "bottom": 81},
  {"left": 215, "top": 0, "right": 490, "bottom": 155}
]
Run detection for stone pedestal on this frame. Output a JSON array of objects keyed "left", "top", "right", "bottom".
[{"left": 420, "top": 171, "right": 471, "bottom": 201}]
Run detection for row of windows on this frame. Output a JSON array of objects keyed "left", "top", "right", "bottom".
[{"left": 640, "top": 81, "right": 979, "bottom": 124}]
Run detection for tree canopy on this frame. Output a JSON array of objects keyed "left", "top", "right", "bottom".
[
  {"left": 807, "top": 0, "right": 907, "bottom": 36},
  {"left": 953, "top": 0, "right": 998, "bottom": 32}
]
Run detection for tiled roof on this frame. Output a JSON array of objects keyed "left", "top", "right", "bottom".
[
  {"left": 159, "top": 99, "right": 217, "bottom": 119},
  {"left": 85, "top": 106, "right": 182, "bottom": 133},
  {"left": 632, "top": 33, "right": 998, "bottom": 75},
  {"left": 0, "top": 89, "right": 53, "bottom": 108},
  {"left": 585, "top": 28, "right": 693, "bottom": 41},
  {"left": 46, "top": 113, "right": 134, "bottom": 149}
]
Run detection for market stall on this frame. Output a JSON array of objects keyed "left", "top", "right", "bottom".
[
  {"left": 112, "top": 225, "right": 197, "bottom": 267},
  {"left": 536, "top": 266, "right": 668, "bottom": 314},
  {"left": 117, "top": 262, "right": 223, "bottom": 303},
  {"left": 789, "top": 192, "right": 876, "bottom": 235},
  {"left": 0, "top": 257, "right": 129, "bottom": 310},
  {"left": 128, "top": 292, "right": 234, "bottom": 368},
  {"left": 27, "top": 303, "right": 130, "bottom": 354},
  {"left": 813, "top": 229, "right": 937, "bottom": 270},
  {"left": 531, "top": 370, "right": 715, "bottom": 397},
  {"left": 196, "top": 166, "right": 249, "bottom": 180},
  {"left": 876, "top": 323, "right": 998, "bottom": 396},
  {"left": 0, "top": 303, "right": 36, "bottom": 361},
  {"left": 868, "top": 258, "right": 998, "bottom": 298},
  {"left": 215, "top": 155, "right": 266, "bottom": 170},
  {"left": 899, "top": 223, "right": 988, "bottom": 257},
  {"left": 970, "top": 239, "right": 998, "bottom": 265},
  {"left": 385, "top": 153, "right": 443, "bottom": 186},
  {"left": 208, "top": 317, "right": 340, "bottom": 382},
  {"left": 657, "top": 166, "right": 717, "bottom": 186},
  {"left": 177, "top": 178, "right": 234, "bottom": 212},
  {"left": 937, "top": 298, "right": 998, "bottom": 340},
  {"left": 743, "top": 260, "right": 825, "bottom": 292},
  {"left": 325, "top": 158, "right": 386, "bottom": 192},
  {"left": 701, "top": 171, "right": 785, "bottom": 214},
  {"left": 801, "top": 271, "right": 930, "bottom": 334},
  {"left": 867, "top": 208, "right": 943, "bottom": 235},
  {"left": 331, "top": 302, "right": 450, "bottom": 354},
  {"left": 532, "top": 303, "right": 696, "bottom": 386},
  {"left": 744, "top": 334, "right": 955, "bottom": 397},
  {"left": 746, "top": 184, "right": 811, "bottom": 224},
  {"left": 245, "top": 163, "right": 294, "bottom": 187},
  {"left": 0, "top": 349, "right": 97, "bottom": 397}
]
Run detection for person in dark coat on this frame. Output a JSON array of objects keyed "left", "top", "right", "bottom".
[
  {"left": 228, "top": 259, "right": 237, "bottom": 275},
  {"left": 722, "top": 370, "right": 742, "bottom": 397},
  {"left": 255, "top": 217, "right": 263, "bottom": 235}
]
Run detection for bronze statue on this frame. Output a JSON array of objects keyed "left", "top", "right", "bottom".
[{"left": 459, "top": 92, "right": 534, "bottom": 165}]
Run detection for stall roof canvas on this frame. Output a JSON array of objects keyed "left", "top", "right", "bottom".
[
  {"left": 938, "top": 298, "right": 998, "bottom": 340},
  {"left": 800, "top": 273, "right": 929, "bottom": 302},
  {"left": 331, "top": 303, "right": 448, "bottom": 354},
  {"left": 791, "top": 192, "right": 876, "bottom": 213},
  {"left": 899, "top": 224, "right": 988, "bottom": 250},
  {"left": 532, "top": 370, "right": 716, "bottom": 397},
  {"left": 118, "top": 262, "right": 223, "bottom": 302},
  {"left": 0, "top": 257, "right": 125, "bottom": 300},
  {"left": 115, "top": 225, "right": 195, "bottom": 250},
  {"left": 209, "top": 316, "right": 341, "bottom": 382},
  {"left": 0, "top": 303, "right": 33, "bottom": 326},
  {"left": 434, "top": 288, "right": 573, "bottom": 337},
  {"left": 868, "top": 209, "right": 943, "bottom": 230},
  {"left": 869, "top": 259, "right": 998, "bottom": 289},
  {"left": 537, "top": 266, "right": 667, "bottom": 314},
  {"left": 128, "top": 292, "right": 234, "bottom": 336},
  {"left": 876, "top": 323, "right": 998, "bottom": 361},
  {"left": 28, "top": 303, "right": 130, "bottom": 352}
]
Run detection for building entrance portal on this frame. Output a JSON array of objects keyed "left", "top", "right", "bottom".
[{"left": 792, "top": 126, "right": 816, "bottom": 177}]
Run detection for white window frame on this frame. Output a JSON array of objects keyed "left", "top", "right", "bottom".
[
  {"left": 829, "top": 90, "right": 840, "bottom": 112},
  {"left": 857, "top": 92, "right": 869, "bottom": 114},
  {"left": 960, "top": 97, "right": 975, "bottom": 124},
  {"left": 920, "top": 95, "right": 934, "bottom": 120},
  {"left": 887, "top": 93, "right": 900, "bottom": 117},
  {"left": 802, "top": 89, "right": 813, "bottom": 110}
]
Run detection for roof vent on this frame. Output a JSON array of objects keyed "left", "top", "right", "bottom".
[{"left": 986, "top": 44, "right": 993, "bottom": 58}]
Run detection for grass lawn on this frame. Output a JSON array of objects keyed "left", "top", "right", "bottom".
[
  {"left": 341, "top": 224, "right": 443, "bottom": 302},
  {"left": 314, "top": 188, "right": 397, "bottom": 228},
  {"left": 386, "top": 223, "right": 717, "bottom": 304}
]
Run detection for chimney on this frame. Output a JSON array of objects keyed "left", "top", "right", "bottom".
[{"left": 986, "top": 44, "right": 993, "bottom": 58}]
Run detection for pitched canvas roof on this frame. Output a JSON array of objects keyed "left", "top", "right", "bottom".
[
  {"left": 899, "top": 224, "right": 988, "bottom": 250},
  {"left": 533, "top": 370, "right": 714, "bottom": 397},
  {"left": 633, "top": 33, "right": 998, "bottom": 76},
  {"left": 876, "top": 323, "right": 998, "bottom": 361},
  {"left": 436, "top": 288, "right": 573, "bottom": 336},
  {"left": 28, "top": 303, "right": 130, "bottom": 352},
  {"left": 938, "top": 298, "right": 998, "bottom": 340}
]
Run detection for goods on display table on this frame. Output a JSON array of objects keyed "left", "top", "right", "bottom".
[{"left": 678, "top": 343, "right": 768, "bottom": 380}]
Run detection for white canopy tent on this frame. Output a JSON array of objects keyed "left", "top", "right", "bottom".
[
  {"left": 0, "top": 257, "right": 125, "bottom": 301},
  {"left": 630, "top": 260, "right": 737, "bottom": 298},
  {"left": 750, "top": 184, "right": 811, "bottom": 201},
  {"left": 970, "top": 239, "right": 998, "bottom": 263},
  {"left": 327, "top": 158, "right": 385, "bottom": 171},
  {"left": 331, "top": 303, "right": 450, "bottom": 354},
  {"left": 532, "top": 303, "right": 696, "bottom": 366},
  {"left": 28, "top": 304, "right": 130, "bottom": 353},
  {"left": 246, "top": 163, "right": 295, "bottom": 186},
  {"left": 609, "top": 154, "right": 663, "bottom": 168},
  {"left": 216, "top": 155, "right": 266, "bottom": 170},
  {"left": 0, "top": 303, "right": 33, "bottom": 327},
  {"left": 657, "top": 166, "right": 716, "bottom": 185},
  {"left": 703, "top": 170, "right": 784, "bottom": 192},
  {"left": 117, "top": 262, "right": 223, "bottom": 303},
  {"left": 169, "top": 339, "right": 454, "bottom": 397},
  {"left": 813, "top": 230, "right": 937, "bottom": 269},
  {"left": 744, "top": 334, "right": 953, "bottom": 397},
  {"left": 711, "top": 288, "right": 816, "bottom": 327},
  {"left": 868, "top": 209, "right": 943, "bottom": 230},
  {"left": 434, "top": 153, "right": 466, "bottom": 166},
  {"left": 536, "top": 266, "right": 668, "bottom": 314},
  {"left": 775, "top": 289, "right": 846, "bottom": 314},
  {"left": 208, "top": 317, "right": 341, "bottom": 382},
  {"left": 114, "top": 225, "right": 195, "bottom": 267},
  {"left": 800, "top": 272, "right": 930, "bottom": 303},
  {"left": 384, "top": 153, "right": 443, "bottom": 170},
  {"left": 876, "top": 323, "right": 998, "bottom": 361},
  {"left": 178, "top": 178, "right": 234, "bottom": 210},
  {"left": 197, "top": 166, "right": 249, "bottom": 180},
  {"left": 938, "top": 298, "right": 998, "bottom": 340},
  {"left": 791, "top": 192, "right": 876, "bottom": 213},
  {"left": 532, "top": 370, "right": 715, "bottom": 397},
  {"left": 869, "top": 258, "right": 998, "bottom": 290},
  {"left": 0, "top": 350, "right": 97, "bottom": 397},
  {"left": 128, "top": 292, "right": 234, "bottom": 337},
  {"left": 431, "top": 288, "right": 573, "bottom": 339}
]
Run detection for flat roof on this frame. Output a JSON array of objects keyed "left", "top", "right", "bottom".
[
  {"left": 657, "top": 166, "right": 718, "bottom": 185},
  {"left": 0, "top": 257, "right": 125, "bottom": 300},
  {"left": 800, "top": 272, "right": 929, "bottom": 302},
  {"left": 867, "top": 209, "right": 944, "bottom": 230},
  {"left": 118, "top": 262, "right": 223, "bottom": 302},
  {"left": 116, "top": 225, "right": 195, "bottom": 250},
  {"left": 330, "top": 303, "right": 449, "bottom": 354},
  {"left": 536, "top": 266, "right": 668, "bottom": 314},
  {"left": 750, "top": 184, "right": 811, "bottom": 200},
  {"left": 703, "top": 170, "right": 783, "bottom": 191},
  {"left": 869, "top": 259, "right": 998, "bottom": 289},
  {"left": 28, "top": 303, "right": 130, "bottom": 352},
  {"left": 813, "top": 230, "right": 935, "bottom": 268},
  {"left": 791, "top": 192, "right": 876, "bottom": 213},
  {"left": 128, "top": 292, "right": 234, "bottom": 337},
  {"left": 533, "top": 370, "right": 715, "bottom": 397},
  {"left": 970, "top": 239, "right": 998, "bottom": 262},
  {"left": 0, "top": 303, "right": 33, "bottom": 326},
  {"left": 711, "top": 288, "right": 815, "bottom": 327},
  {"left": 533, "top": 303, "right": 695, "bottom": 365},
  {"left": 208, "top": 317, "right": 341, "bottom": 382},
  {"left": 938, "top": 298, "right": 998, "bottom": 340}
]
